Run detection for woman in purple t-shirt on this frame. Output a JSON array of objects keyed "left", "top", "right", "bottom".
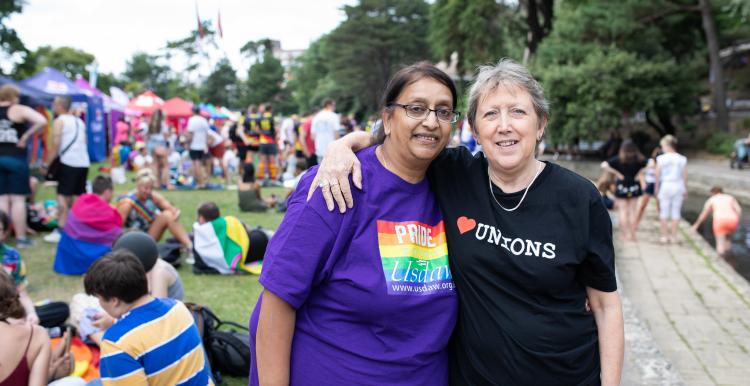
[
  {"left": 249, "top": 63, "right": 460, "bottom": 385},
  {"left": 313, "top": 59, "right": 624, "bottom": 386}
]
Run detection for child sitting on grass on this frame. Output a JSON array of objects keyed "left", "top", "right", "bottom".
[
  {"left": 86, "top": 231, "right": 184, "bottom": 345},
  {"left": 83, "top": 249, "right": 213, "bottom": 386},
  {"left": 0, "top": 210, "right": 38, "bottom": 324}
]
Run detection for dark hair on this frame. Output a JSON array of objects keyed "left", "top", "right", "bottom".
[
  {"left": 92, "top": 175, "right": 113, "bottom": 195},
  {"left": 149, "top": 109, "right": 164, "bottom": 135},
  {"left": 243, "top": 163, "right": 256, "bottom": 183},
  {"left": 618, "top": 140, "right": 643, "bottom": 165},
  {"left": 0, "top": 210, "right": 8, "bottom": 234},
  {"left": 198, "top": 202, "right": 220, "bottom": 222},
  {"left": 295, "top": 158, "right": 307, "bottom": 171},
  {"left": 248, "top": 104, "right": 258, "bottom": 114},
  {"left": 322, "top": 98, "right": 335, "bottom": 108},
  {"left": 84, "top": 249, "right": 149, "bottom": 303},
  {"left": 711, "top": 186, "right": 723, "bottom": 194},
  {"left": 192, "top": 105, "right": 201, "bottom": 114},
  {"left": 264, "top": 103, "right": 273, "bottom": 112},
  {"left": 375, "top": 62, "right": 458, "bottom": 144},
  {"left": 0, "top": 270, "right": 26, "bottom": 321}
]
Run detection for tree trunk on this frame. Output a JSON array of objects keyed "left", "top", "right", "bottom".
[
  {"left": 522, "top": 0, "right": 555, "bottom": 64},
  {"left": 699, "top": 0, "right": 730, "bottom": 132},
  {"left": 522, "top": 0, "right": 541, "bottom": 64},
  {"left": 656, "top": 109, "right": 677, "bottom": 136},
  {"left": 645, "top": 110, "right": 667, "bottom": 137}
]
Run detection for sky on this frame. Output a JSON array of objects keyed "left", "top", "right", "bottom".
[{"left": 6, "top": 0, "right": 357, "bottom": 76}]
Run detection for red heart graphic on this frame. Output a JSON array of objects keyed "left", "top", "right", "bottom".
[{"left": 457, "top": 216, "right": 477, "bottom": 235}]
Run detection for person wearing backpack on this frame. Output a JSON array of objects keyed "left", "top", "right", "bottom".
[{"left": 44, "top": 96, "right": 90, "bottom": 244}]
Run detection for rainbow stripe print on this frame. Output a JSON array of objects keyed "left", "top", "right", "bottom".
[{"left": 377, "top": 220, "right": 454, "bottom": 296}]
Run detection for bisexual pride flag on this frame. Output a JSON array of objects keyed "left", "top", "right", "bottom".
[
  {"left": 377, "top": 220, "right": 454, "bottom": 296},
  {"left": 54, "top": 194, "right": 123, "bottom": 275}
]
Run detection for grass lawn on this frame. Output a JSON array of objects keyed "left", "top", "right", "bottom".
[{"left": 21, "top": 165, "right": 288, "bottom": 385}]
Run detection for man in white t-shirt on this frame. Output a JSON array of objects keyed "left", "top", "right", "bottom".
[
  {"left": 311, "top": 99, "right": 340, "bottom": 162},
  {"left": 186, "top": 106, "right": 209, "bottom": 188}
]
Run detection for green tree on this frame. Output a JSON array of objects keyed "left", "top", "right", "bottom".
[
  {"left": 1, "top": 0, "right": 27, "bottom": 76},
  {"left": 14, "top": 46, "right": 95, "bottom": 80},
  {"left": 122, "top": 52, "right": 171, "bottom": 96},
  {"left": 534, "top": 0, "right": 706, "bottom": 143},
  {"left": 244, "top": 46, "right": 285, "bottom": 106},
  {"left": 95, "top": 72, "right": 124, "bottom": 93},
  {"left": 287, "top": 38, "right": 331, "bottom": 113},
  {"left": 430, "top": 0, "right": 516, "bottom": 81},
  {"left": 200, "top": 58, "right": 238, "bottom": 107},
  {"left": 323, "top": 0, "right": 432, "bottom": 115}
]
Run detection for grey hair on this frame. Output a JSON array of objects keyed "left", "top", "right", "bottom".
[{"left": 466, "top": 58, "right": 549, "bottom": 132}]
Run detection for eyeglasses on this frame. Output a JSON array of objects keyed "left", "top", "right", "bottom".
[{"left": 388, "top": 103, "right": 460, "bottom": 123}]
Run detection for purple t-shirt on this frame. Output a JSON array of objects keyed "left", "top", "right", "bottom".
[{"left": 248, "top": 146, "right": 457, "bottom": 386}]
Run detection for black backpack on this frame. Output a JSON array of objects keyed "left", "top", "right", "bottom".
[{"left": 186, "top": 303, "right": 251, "bottom": 381}]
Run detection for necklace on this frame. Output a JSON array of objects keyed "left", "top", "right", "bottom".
[{"left": 487, "top": 161, "right": 543, "bottom": 212}]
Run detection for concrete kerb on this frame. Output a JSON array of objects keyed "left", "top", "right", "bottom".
[{"left": 677, "top": 219, "right": 750, "bottom": 309}]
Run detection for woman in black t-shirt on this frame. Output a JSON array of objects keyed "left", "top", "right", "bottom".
[
  {"left": 0, "top": 85, "right": 48, "bottom": 248},
  {"left": 600, "top": 140, "right": 646, "bottom": 242},
  {"left": 310, "top": 59, "right": 624, "bottom": 386}
]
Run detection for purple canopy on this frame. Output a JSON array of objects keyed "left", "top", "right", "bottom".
[{"left": 21, "top": 67, "right": 89, "bottom": 101}]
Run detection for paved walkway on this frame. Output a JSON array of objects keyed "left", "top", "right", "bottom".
[
  {"left": 554, "top": 156, "right": 750, "bottom": 384},
  {"left": 617, "top": 208, "right": 750, "bottom": 385}
]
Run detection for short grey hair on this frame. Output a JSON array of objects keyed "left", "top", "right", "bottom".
[{"left": 466, "top": 58, "right": 549, "bottom": 131}]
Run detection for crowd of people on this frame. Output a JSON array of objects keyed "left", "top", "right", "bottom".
[
  {"left": 0, "top": 51, "right": 746, "bottom": 385},
  {"left": 596, "top": 133, "right": 743, "bottom": 256}
]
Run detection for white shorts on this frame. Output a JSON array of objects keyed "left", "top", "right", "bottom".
[{"left": 658, "top": 182, "right": 684, "bottom": 220}]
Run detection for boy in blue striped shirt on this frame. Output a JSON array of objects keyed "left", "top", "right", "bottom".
[{"left": 84, "top": 249, "right": 213, "bottom": 386}]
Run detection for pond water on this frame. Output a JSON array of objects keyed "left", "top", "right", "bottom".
[{"left": 682, "top": 193, "right": 750, "bottom": 281}]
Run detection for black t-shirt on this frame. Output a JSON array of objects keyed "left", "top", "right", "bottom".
[
  {"left": 0, "top": 106, "right": 28, "bottom": 157},
  {"left": 427, "top": 147, "right": 616, "bottom": 386},
  {"left": 607, "top": 156, "right": 646, "bottom": 185}
]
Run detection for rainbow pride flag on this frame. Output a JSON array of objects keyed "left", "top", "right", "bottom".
[
  {"left": 54, "top": 194, "right": 123, "bottom": 275},
  {"left": 193, "top": 216, "right": 250, "bottom": 274},
  {"left": 376, "top": 220, "right": 454, "bottom": 296}
]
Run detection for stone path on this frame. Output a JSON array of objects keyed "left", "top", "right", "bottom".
[{"left": 617, "top": 210, "right": 750, "bottom": 385}]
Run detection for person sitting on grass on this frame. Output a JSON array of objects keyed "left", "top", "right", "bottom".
[
  {"left": 83, "top": 250, "right": 214, "bottom": 386},
  {"left": 192, "top": 201, "right": 271, "bottom": 274},
  {"left": 54, "top": 176, "right": 123, "bottom": 275},
  {"left": 81, "top": 231, "right": 184, "bottom": 347},
  {"left": 691, "top": 186, "right": 743, "bottom": 257},
  {"left": 238, "top": 162, "right": 277, "bottom": 212},
  {"left": 116, "top": 169, "right": 192, "bottom": 249},
  {"left": 0, "top": 210, "right": 38, "bottom": 324},
  {"left": 113, "top": 230, "right": 184, "bottom": 300},
  {"left": 0, "top": 270, "right": 49, "bottom": 386}
]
